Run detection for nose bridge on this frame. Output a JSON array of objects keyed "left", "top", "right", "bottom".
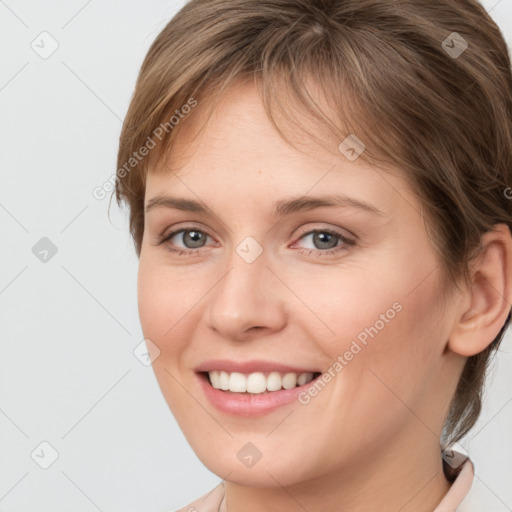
[{"left": 205, "top": 237, "right": 285, "bottom": 338}]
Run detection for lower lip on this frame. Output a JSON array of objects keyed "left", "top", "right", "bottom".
[{"left": 196, "top": 372, "right": 320, "bottom": 417}]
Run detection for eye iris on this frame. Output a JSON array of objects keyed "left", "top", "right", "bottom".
[
  {"left": 314, "top": 232, "right": 337, "bottom": 249},
  {"left": 184, "top": 230, "right": 205, "bottom": 248}
]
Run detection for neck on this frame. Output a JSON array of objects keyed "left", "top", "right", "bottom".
[{"left": 223, "top": 428, "right": 452, "bottom": 512}]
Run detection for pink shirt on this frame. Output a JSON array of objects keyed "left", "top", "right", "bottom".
[{"left": 176, "top": 458, "right": 476, "bottom": 512}]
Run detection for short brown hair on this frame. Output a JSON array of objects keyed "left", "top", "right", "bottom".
[{"left": 114, "top": 0, "right": 512, "bottom": 448}]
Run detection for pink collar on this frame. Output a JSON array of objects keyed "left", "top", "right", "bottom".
[{"left": 433, "top": 457, "right": 475, "bottom": 512}]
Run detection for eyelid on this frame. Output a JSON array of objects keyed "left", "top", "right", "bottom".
[
  {"left": 159, "top": 222, "right": 213, "bottom": 240},
  {"left": 292, "top": 222, "right": 357, "bottom": 242}
]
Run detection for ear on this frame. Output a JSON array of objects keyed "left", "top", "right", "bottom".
[{"left": 448, "top": 223, "right": 512, "bottom": 357}]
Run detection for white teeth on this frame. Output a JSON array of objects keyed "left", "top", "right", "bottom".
[
  {"left": 209, "top": 370, "right": 220, "bottom": 389},
  {"left": 207, "top": 370, "right": 316, "bottom": 394},
  {"left": 219, "top": 371, "right": 229, "bottom": 390},
  {"left": 266, "top": 371, "right": 282, "bottom": 391},
  {"left": 247, "top": 372, "right": 267, "bottom": 393},
  {"left": 229, "top": 372, "right": 247, "bottom": 392},
  {"left": 297, "top": 372, "right": 312, "bottom": 386}
]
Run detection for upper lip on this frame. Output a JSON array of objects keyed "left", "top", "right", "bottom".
[{"left": 194, "top": 359, "right": 320, "bottom": 374}]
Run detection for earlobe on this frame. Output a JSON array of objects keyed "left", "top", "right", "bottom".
[{"left": 448, "top": 223, "right": 512, "bottom": 357}]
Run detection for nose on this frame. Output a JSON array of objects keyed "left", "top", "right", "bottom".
[{"left": 204, "top": 246, "right": 287, "bottom": 341}]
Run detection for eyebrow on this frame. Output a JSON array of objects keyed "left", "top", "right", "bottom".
[{"left": 145, "top": 194, "right": 384, "bottom": 217}]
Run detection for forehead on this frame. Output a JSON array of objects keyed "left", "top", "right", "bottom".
[
  {"left": 146, "top": 80, "right": 418, "bottom": 221},
  {"left": 152, "top": 77, "right": 350, "bottom": 174}
]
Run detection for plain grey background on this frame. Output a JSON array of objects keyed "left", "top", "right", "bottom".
[{"left": 1, "top": 1, "right": 511, "bottom": 511}]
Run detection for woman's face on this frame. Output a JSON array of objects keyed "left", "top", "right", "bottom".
[{"left": 138, "top": 80, "right": 463, "bottom": 487}]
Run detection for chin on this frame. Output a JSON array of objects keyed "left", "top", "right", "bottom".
[{"left": 192, "top": 440, "right": 314, "bottom": 488}]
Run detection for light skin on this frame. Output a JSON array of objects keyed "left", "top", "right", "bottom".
[{"left": 137, "top": 79, "right": 512, "bottom": 512}]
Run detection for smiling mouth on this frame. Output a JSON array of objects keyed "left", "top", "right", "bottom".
[{"left": 200, "top": 370, "right": 322, "bottom": 395}]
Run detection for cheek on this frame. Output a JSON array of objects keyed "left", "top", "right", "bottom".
[
  {"left": 137, "top": 263, "right": 193, "bottom": 376},
  {"left": 137, "top": 264, "right": 168, "bottom": 342},
  {"left": 137, "top": 261, "right": 200, "bottom": 413},
  {"left": 291, "top": 258, "right": 444, "bottom": 408},
  {"left": 290, "top": 272, "right": 445, "bottom": 464},
  {"left": 137, "top": 257, "right": 204, "bottom": 343},
  {"left": 296, "top": 239, "right": 444, "bottom": 364}
]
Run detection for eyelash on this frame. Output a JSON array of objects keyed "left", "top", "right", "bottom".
[{"left": 156, "top": 225, "right": 356, "bottom": 257}]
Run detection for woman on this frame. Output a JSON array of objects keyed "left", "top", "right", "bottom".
[{"left": 114, "top": 0, "right": 512, "bottom": 510}]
